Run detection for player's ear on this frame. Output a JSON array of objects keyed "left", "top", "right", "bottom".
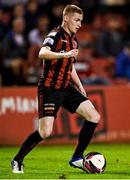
[{"left": 64, "top": 15, "right": 69, "bottom": 22}]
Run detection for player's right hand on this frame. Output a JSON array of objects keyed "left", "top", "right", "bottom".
[{"left": 64, "top": 49, "right": 79, "bottom": 59}]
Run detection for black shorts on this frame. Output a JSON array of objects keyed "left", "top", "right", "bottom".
[{"left": 38, "top": 85, "right": 88, "bottom": 118}]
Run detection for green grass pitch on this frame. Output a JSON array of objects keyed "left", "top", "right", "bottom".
[{"left": 0, "top": 144, "right": 130, "bottom": 179}]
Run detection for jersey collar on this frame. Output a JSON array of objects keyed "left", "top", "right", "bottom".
[{"left": 60, "top": 26, "right": 75, "bottom": 38}]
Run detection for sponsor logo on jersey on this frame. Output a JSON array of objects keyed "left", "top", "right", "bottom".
[{"left": 61, "top": 39, "right": 68, "bottom": 43}]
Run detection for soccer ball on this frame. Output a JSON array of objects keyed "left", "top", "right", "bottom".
[{"left": 83, "top": 152, "right": 106, "bottom": 174}]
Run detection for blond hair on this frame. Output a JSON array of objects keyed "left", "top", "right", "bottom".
[{"left": 63, "top": 4, "right": 83, "bottom": 16}]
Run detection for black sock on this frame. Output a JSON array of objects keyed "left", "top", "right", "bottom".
[
  {"left": 14, "top": 130, "right": 43, "bottom": 163},
  {"left": 72, "top": 120, "right": 98, "bottom": 158}
]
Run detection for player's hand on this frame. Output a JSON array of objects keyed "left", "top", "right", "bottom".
[{"left": 64, "top": 49, "right": 79, "bottom": 59}]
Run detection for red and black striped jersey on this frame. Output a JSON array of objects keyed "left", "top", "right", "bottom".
[{"left": 39, "top": 26, "right": 78, "bottom": 89}]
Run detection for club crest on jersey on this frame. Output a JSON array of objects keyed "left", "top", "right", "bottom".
[{"left": 43, "top": 37, "right": 54, "bottom": 45}]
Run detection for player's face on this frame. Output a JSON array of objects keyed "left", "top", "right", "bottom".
[{"left": 67, "top": 12, "right": 83, "bottom": 34}]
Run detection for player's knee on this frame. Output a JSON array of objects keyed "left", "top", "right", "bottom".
[
  {"left": 39, "top": 129, "right": 52, "bottom": 138},
  {"left": 90, "top": 113, "right": 100, "bottom": 123}
]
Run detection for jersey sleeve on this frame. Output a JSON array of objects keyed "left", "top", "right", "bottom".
[{"left": 42, "top": 31, "right": 58, "bottom": 50}]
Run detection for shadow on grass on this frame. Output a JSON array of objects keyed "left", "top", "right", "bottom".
[{"left": 105, "top": 170, "right": 130, "bottom": 175}]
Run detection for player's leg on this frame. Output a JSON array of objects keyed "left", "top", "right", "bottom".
[
  {"left": 73, "top": 100, "right": 100, "bottom": 158},
  {"left": 11, "top": 86, "right": 63, "bottom": 173},
  {"left": 69, "top": 100, "right": 100, "bottom": 168},
  {"left": 13, "top": 117, "right": 54, "bottom": 163},
  {"left": 62, "top": 86, "right": 100, "bottom": 169},
  {"left": 11, "top": 116, "right": 54, "bottom": 173},
  {"left": 11, "top": 87, "right": 57, "bottom": 173}
]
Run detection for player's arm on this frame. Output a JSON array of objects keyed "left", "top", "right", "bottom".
[
  {"left": 71, "top": 64, "right": 87, "bottom": 97},
  {"left": 38, "top": 46, "right": 79, "bottom": 60}
]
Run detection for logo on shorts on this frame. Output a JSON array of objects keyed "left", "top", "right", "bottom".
[
  {"left": 44, "top": 103, "right": 55, "bottom": 111},
  {"left": 44, "top": 107, "right": 55, "bottom": 110},
  {"left": 44, "top": 103, "right": 55, "bottom": 115}
]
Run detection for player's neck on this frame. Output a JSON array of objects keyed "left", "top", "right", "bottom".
[{"left": 61, "top": 23, "right": 72, "bottom": 36}]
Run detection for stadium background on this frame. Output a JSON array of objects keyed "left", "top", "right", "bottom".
[{"left": 0, "top": 0, "right": 130, "bottom": 145}]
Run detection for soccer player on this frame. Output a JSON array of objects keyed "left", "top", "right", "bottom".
[{"left": 11, "top": 4, "right": 100, "bottom": 173}]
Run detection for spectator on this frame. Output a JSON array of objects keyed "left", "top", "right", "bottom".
[
  {"left": 12, "top": 3, "right": 25, "bottom": 19},
  {"left": 0, "top": 7, "right": 12, "bottom": 41},
  {"left": 24, "top": 0, "right": 40, "bottom": 34},
  {"left": 91, "top": 13, "right": 105, "bottom": 41},
  {"left": 49, "top": 2, "right": 64, "bottom": 29},
  {"left": 28, "top": 14, "right": 49, "bottom": 46},
  {"left": 26, "top": 15, "right": 50, "bottom": 85},
  {"left": 115, "top": 41, "right": 130, "bottom": 81},
  {"left": 76, "top": 28, "right": 110, "bottom": 85},
  {"left": 1, "top": 17, "right": 28, "bottom": 86},
  {"left": 96, "top": 14, "right": 124, "bottom": 58}
]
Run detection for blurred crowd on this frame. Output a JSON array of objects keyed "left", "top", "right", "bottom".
[{"left": 1, "top": 0, "right": 130, "bottom": 86}]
